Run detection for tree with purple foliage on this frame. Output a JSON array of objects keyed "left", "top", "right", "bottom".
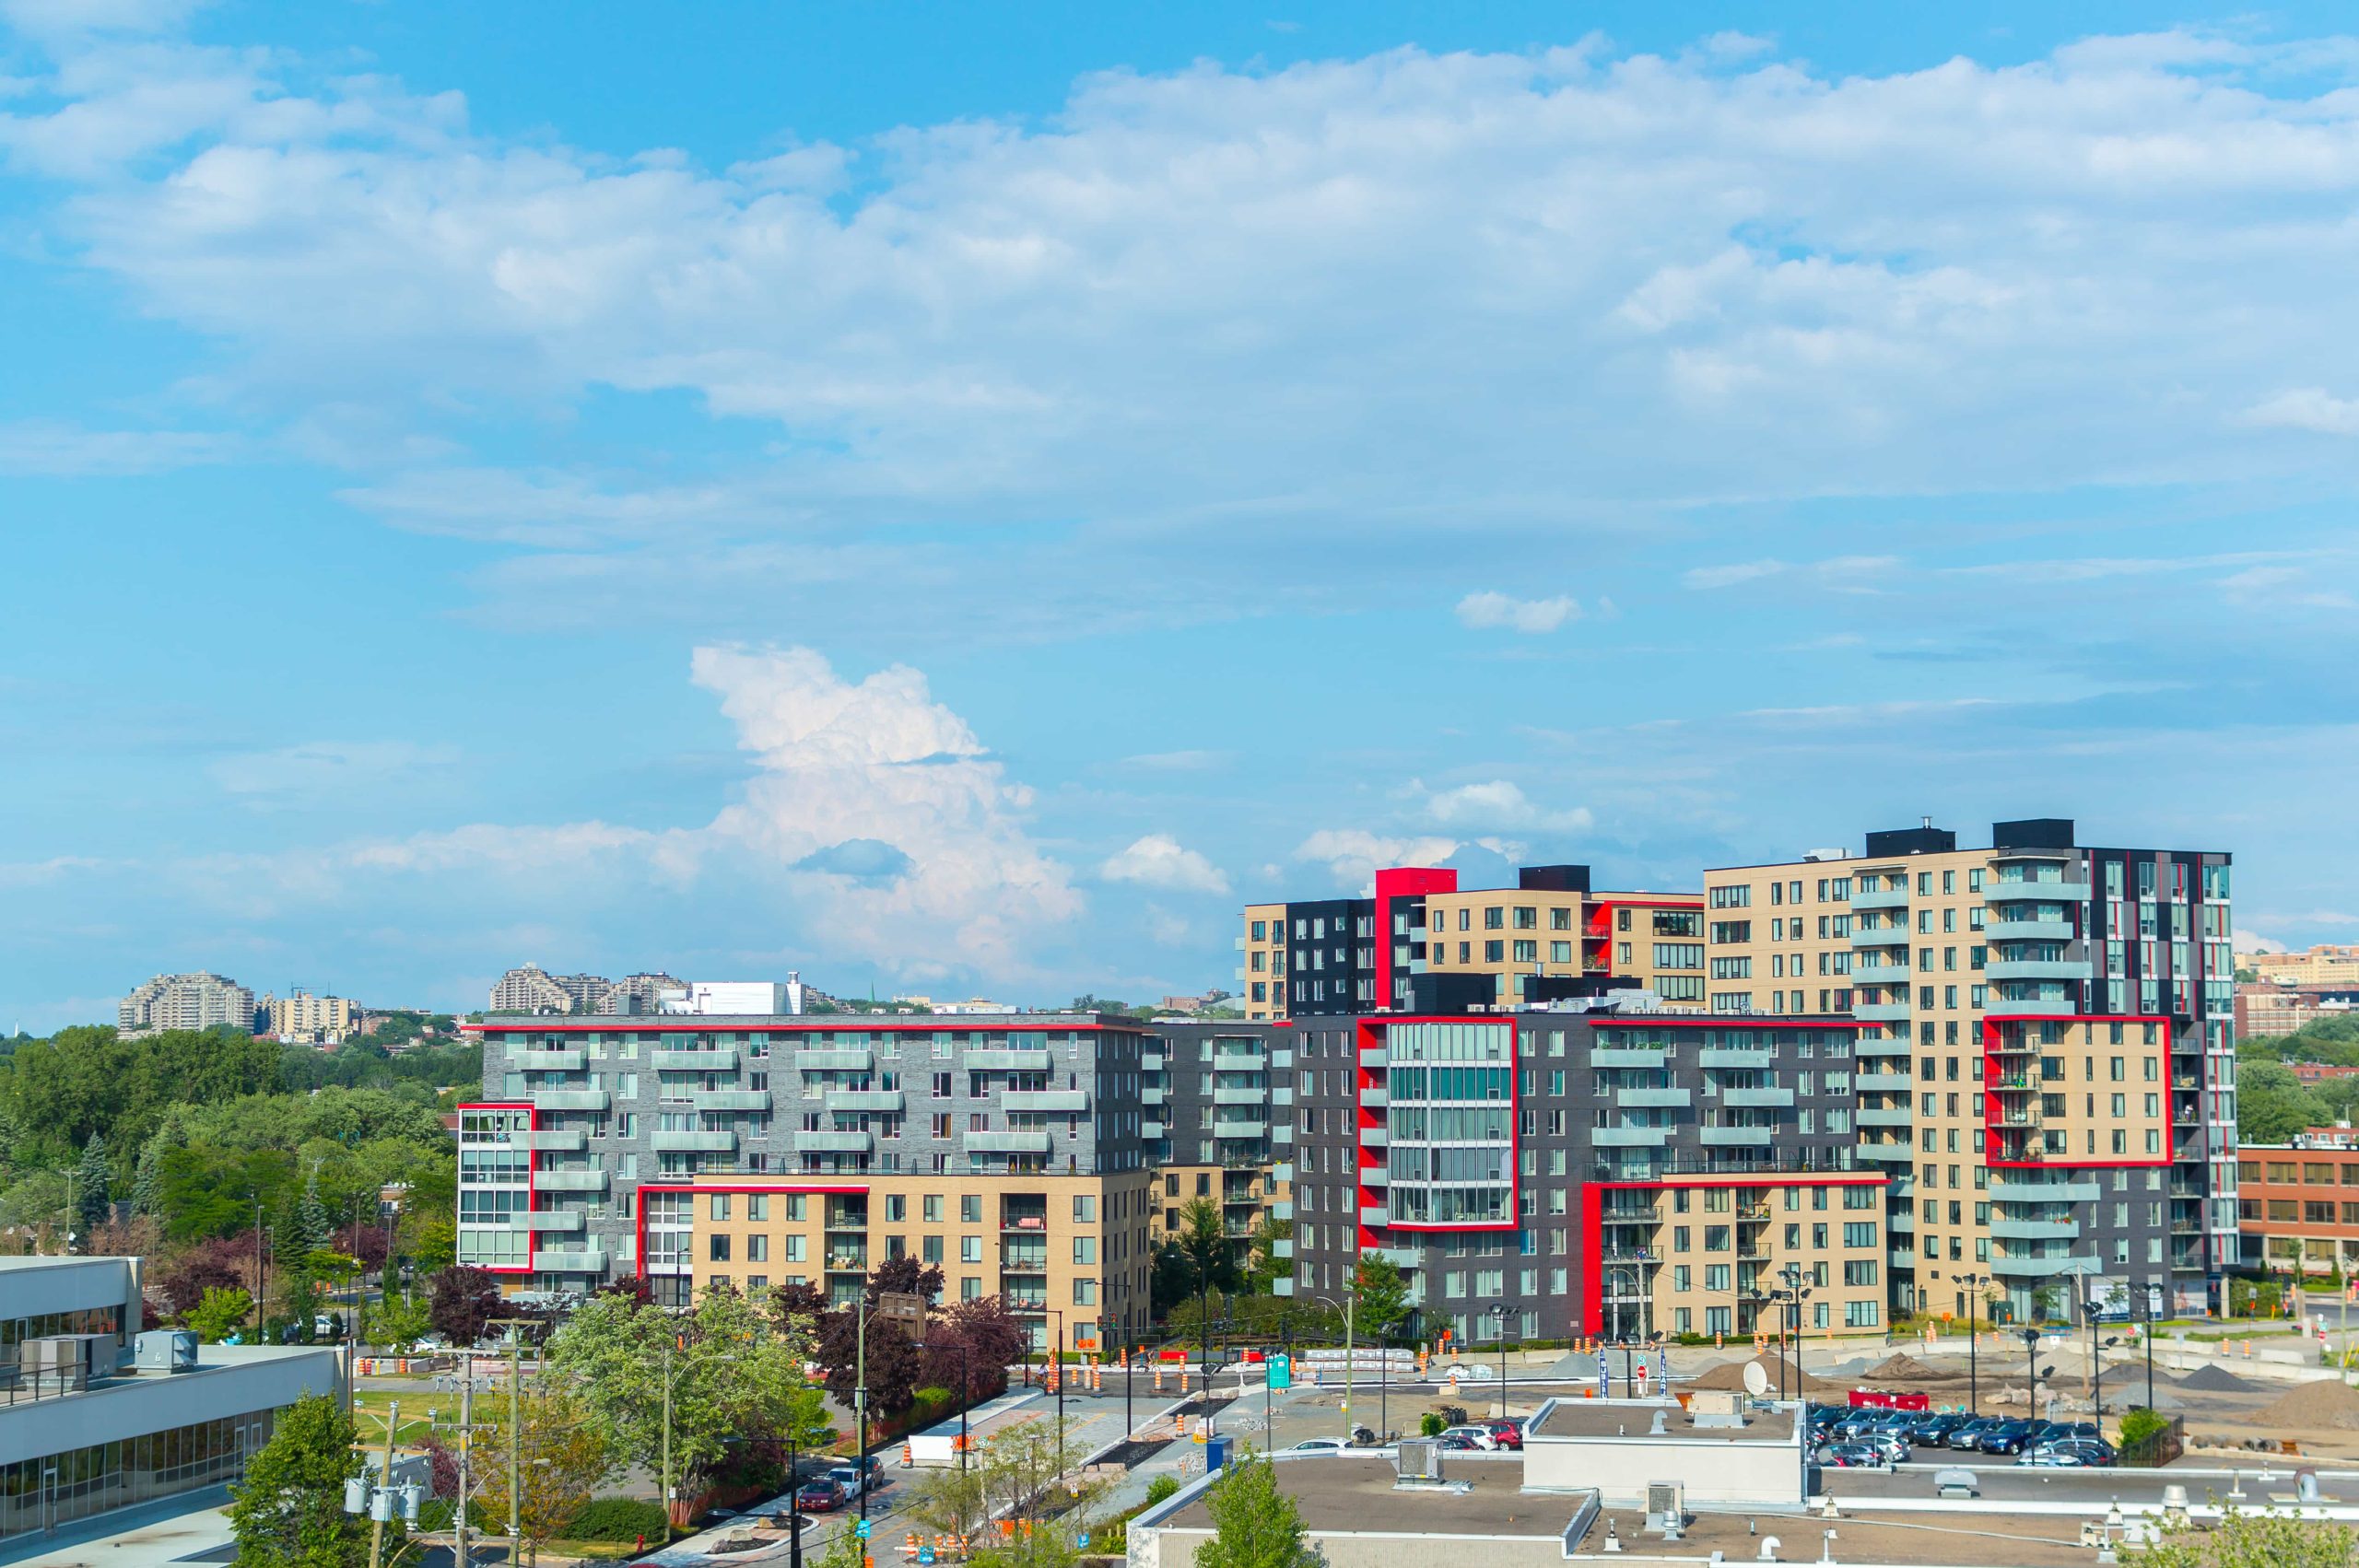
[
  {"left": 920, "top": 1294, "right": 1025, "bottom": 1404},
  {"left": 150, "top": 1231, "right": 259, "bottom": 1316},
  {"left": 427, "top": 1265, "right": 499, "bottom": 1346}
]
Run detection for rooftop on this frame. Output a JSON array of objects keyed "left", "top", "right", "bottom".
[
  {"left": 1156, "top": 1455, "right": 1557, "bottom": 1538},
  {"left": 1529, "top": 1398, "right": 1796, "bottom": 1445},
  {"left": 469, "top": 1011, "right": 1133, "bottom": 1030}
]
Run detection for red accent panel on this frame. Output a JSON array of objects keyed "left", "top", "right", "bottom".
[
  {"left": 1373, "top": 866, "right": 1458, "bottom": 1011},
  {"left": 1356, "top": 1013, "right": 1518, "bottom": 1241},
  {"left": 1980, "top": 1014, "right": 2177, "bottom": 1170},
  {"left": 1577, "top": 1172, "right": 1889, "bottom": 1336},
  {"left": 458, "top": 1100, "right": 538, "bottom": 1276},
  {"left": 632, "top": 1180, "right": 874, "bottom": 1283}
]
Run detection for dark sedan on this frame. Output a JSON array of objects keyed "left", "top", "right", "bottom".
[
  {"left": 1977, "top": 1420, "right": 2039, "bottom": 1456},
  {"left": 794, "top": 1480, "right": 847, "bottom": 1514}
]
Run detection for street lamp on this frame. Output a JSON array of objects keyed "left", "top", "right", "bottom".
[
  {"left": 1958, "top": 1272, "right": 1986, "bottom": 1417},
  {"left": 2019, "top": 1326, "right": 2042, "bottom": 1421},
  {"left": 1310, "top": 1293, "right": 1358, "bottom": 1445},
  {"left": 1488, "top": 1305, "right": 1510, "bottom": 1421}
]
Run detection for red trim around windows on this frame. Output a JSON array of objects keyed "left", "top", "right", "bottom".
[
  {"left": 1373, "top": 867, "right": 1459, "bottom": 1012},
  {"left": 1356, "top": 1014, "right": 1520, "bottom": 1240},
  {"left": 458, "top": 1100, "right": 538, "bottom": 1276},
  {"left": 1576, "top": 1171, "right": 1889, "bottom": 1336}
]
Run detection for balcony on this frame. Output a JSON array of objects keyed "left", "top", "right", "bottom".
[
  {"left": 511, "top": 1048, "right": 584, "bottom": 1071},
  {"left": 1857, "top": 1141, "right": 1915, "bottom": 1164},
  {"left": 827, "top": 1089, "right": 905, "bottom": 1113},
  {"left": 1590, "top": 1047, "right": 1666, "bottom": 1069},
  {"left": 1983, "top": 958, "right": 2095, "bottom": 983},
  {"left": 1851, "top": 1002, "right": 1911, "bottom": 1023},
  {"left": 1984, "top": 993, "right": 2075, "bottom": 1018},
  {"left": 1850, "top": 885, "right": 1910, "bottom": 912},
  {"left": 651, "top": 1130, "right": 734, "bottom": 1153},
  {"left": 1214, "top": 1051, "right": 1270, "bottom": 1072},
  {"left": 1360, "top": 1087, "right": 1390, "bottom": 1108},
  {"left": 515, "top": 1129, "right": 586, "bottom": 1152},
  {"left": 1723, "top": 1086, "right": 1794, "bottom": 1109},
  {"left": 1849, "top": 958, "right": 1910, "bottom": 983},
  {"left": 532, "top": 1250, "right": 609, "bottom": 1273},
  {"left": 1271, "top": 1086, "right": 1295, "bottom": 1107},
  {"left": 1214, "top": 1120, "right": 1269, "bottom": 1141},
  {"left": 1143, "top": 1120, "right": 1165, "bottom": 1139},
  {"left": 1848, "top": 925, "right": 1912, "bottom": 949},
  {"left": 1700, "top": 1126, "right": 1775, "bottom": 1146},
  {"left": 1598, "top": 1202, "right": 1661, "bottom": 1224},
  {"left": 1212, "top": 1085, "right": 1266, "bottom": 1106},
  {"left": 1273, "top": 1162, "right": 1295, "bottom": 1183},
  {"left": 1991, "top": 1177, "right": 2101, "bottom": 1203},
  {"left": 967, "top": 1048, "right": 1052, "bottom": 1071},
  {"left": 797, "top": 1047, "right": 874, "bottom": 1071},
  {"left": 1618, "top": 1087, "right": 1692, "bottom": 1108},
  {"left": 1989, "top": 1251, "right": 2101, "bottom": 1278},
  {"left": 1141, "top": 1085, "right": 1166, "bottom": 1106},
  {"left": 968, "top": 1129, "right": 1052, "bottom": 1153},
  {"left": 1986, "top": 876, "right": 2090, "bottom": 904},
  {"left": 1000, "top": 1249, "right": 1049, "bottom": 1274},
  {"left": 1361, "top": 1125, "right": 1390, "bottom": 1147},
  {"left": 1360, "top": 1164, "right": 1389, "bottom": 1186},
  {"left": 1700, "top": 1047, "right": 1775, "bottom": 1069},
  {"left": 692, "top": 1089, "right": 771, "bottom": 1111},
  {"left": 1593, "top": 1126, "right": 1672, "bottom": 1147},
  {"left": 1854, "top": 1071, "right": 1910, "bottom": 1093},
  {"left": 1142, "top": 1051, "right": 1164, "bottom": 1071},
  {"left": 510, "top": 1210, "right": 585, "bottom": 1232},
  {"left": 800, "top": 1129, "right": 874, "bottom": 1153},
  {"left": 1360, "top": 1205, "right": 1391, "bottom": 1227},
  {"left": 1855, "top": 1106, "right": 1910, "bottom": 1127},
  {"left": 1987, "top": 916, "right": 2075, "bottom": 942},
  {"left": 528, "top": 1089, "right": 609, "bottom": 1112},
  {"left": 651, "top": 1047, "right": 737, "bottom": 1071},
  {"left": 1271, "top": 1199, "right": 1293, "bottom": 1221},
  {"left": 1005, "top": 1089, "right": 1087, "bottom": 1113},
  {"left": 532, "top": 1169, "right": 606, "bottom": 1192},
  {"left": 1989, "top": 1216, "right": 2083, "bottom": 1241}
]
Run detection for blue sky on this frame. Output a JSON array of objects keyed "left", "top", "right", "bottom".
[{"left": 7, "top": 1, "right": 2359, "bottom": 1029}]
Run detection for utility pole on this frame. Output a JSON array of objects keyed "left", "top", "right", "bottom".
[
  {"left": 854, "top": 1295, "right": 869, "bottom": 1529},
  {"left": 368, "top": 1400, "right": 398, "bottom": 1568},
  {"left": 509, "top": 1338, "right": 522, "bottom": 1555},
  {"left": 661, "top": 1336, "right": 673, "bottom": 1536},
  {"left": 454, "top": 1362, "right": 473, "bottom": 1568}
]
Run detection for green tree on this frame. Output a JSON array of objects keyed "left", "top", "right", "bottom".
[
  {"left": 427, "top": 1266, "right": 499, "bottom": 1346},
  {"left": 73, "top": 1132, "right": 111, "bottom": 1242},
  {"left": 964, "top": 1419, "right": 1101, "bottom": 1568},
  {"left": 189, "top": 1286, "right": 255, "bottom": 1343},
  {"left": 370, "top": 1292, "right": 430, "bottom": 1351},
  {"left": 2236, "top": 1061, "right": 2330, "bottom": 1143},
  {"left": 471, "top": 1388, "right": 610, "bottom": 1561},
  {"left": 547, "top": 1283, "right": 827, "bottom": 1494},
  {"left": 1244, "top": 1215, "right": 1293, "bottom": 1294},
  {"left": 130, "top": 1140, "right": 162, "bottom": 1216},
  {"left": 2127, "top": 1507, "right": 2357, "bottom": 1567},
  {"left": 228, "top": 1392, "right": 381, "bottom": 1568},
  {"left": 1192, "top": 1453, "right": 1321, "bottom": 1568},
  {"left": 1349, "top": 1256, "right": 1411, "bottom": 1341}
]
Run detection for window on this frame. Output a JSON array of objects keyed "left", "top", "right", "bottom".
[
  {"left": 709, "top": 1235, "right": 732, "bottom": 1261},
  {"left": 960, "top": 1235, "right": 983, "bottom": 1263}
]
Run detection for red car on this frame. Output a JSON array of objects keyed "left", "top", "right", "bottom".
[
  {"left": 795, "top": 1480, "right": 847, "bottom": 1514},
  {"left": 1483, "top": 1420, "right": 1526, "bottom": 1450}
]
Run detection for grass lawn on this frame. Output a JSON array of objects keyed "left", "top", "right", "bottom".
[{"left": 350, "top": 1389, "right": 464, "bottom": 1446}]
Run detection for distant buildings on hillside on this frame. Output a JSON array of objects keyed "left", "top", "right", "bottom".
[
  {"left": 117, "top": 972, "right": 255, "bottom": 1036},
  {"left": 2238, "top": 943, "right": 2359, "bottom": 987},
  {"left": 486, "top": 965, "right": 813, "bottom": 1016}
]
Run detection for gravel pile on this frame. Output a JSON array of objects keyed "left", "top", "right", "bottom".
[
  {"left": 2250, "top": 1380, "right": 2359, "bottom": 1432},
  {"left": 2175, "top": 1363, "right": 2259, "bottom": 1393}
]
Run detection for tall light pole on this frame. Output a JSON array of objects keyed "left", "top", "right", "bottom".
[
  {"left": 1488, "top": 1305, "right": 1509, "bottom": 1421},
  {"left": 1959, "top": 1272, "right": 1985, "bottom": 1417},
  {"left": 1311, "top": 1293, "right": 1357, "bottom": 1444},
  {"left": 2020, "top": 1326, "right": 2041, "bottom": 1422}
]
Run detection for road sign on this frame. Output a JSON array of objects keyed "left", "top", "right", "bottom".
[
  {"left": 918, "top": 1548, "right": 935, "bottom": 1565},
  {"left": 877, "top": 1292, "right": 928, "bottom": 1333},
  {"left": 1078, "top": 1535, "right": 1091, "bottom": 1549},
  {"left": 855, "top": 1520, "right": 871, "bottom": 1540}
]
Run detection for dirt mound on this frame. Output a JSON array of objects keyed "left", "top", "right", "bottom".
[
  {"left": 2251, "top": 1380, "right": 2359, "bottom": 1432},
  {"left": 2175, "top": 1363, "right": 2259, "bottom": 1394},
  {"left": 1865, "top": 1353, "right": 1944, "bottom": 1383},
  {"left": 1685, "top": 1357, "right": 1839, "bottom": 1396}
]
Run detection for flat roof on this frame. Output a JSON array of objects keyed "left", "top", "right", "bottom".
[
  {"left": 1157, "top": 1456, "right": 1561, "bottom": 1537},
  {"left": 470, "top": 1012, "right": 1127, "bottom": 1029},
  {"left": 1529, "top": 1399, "right": 1796, "bottom": 1445},
  {"left": 1569, "top": 1506, "right": 2102, "bottom": 1567},
  {"left": 1825, "top": 1463, "right": 2359, "bottom": 1509}
]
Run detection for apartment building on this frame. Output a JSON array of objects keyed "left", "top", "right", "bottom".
[
  {"left": 1702, "top": 817, "right": 2236, "bottom": 1322},
  {"left": 2240, "top": 945, "right": 2359, "bottom": 989},
  {"left": 116, "top": 973, "right": 256, "bottom": 1037},
  {"left": 1140, "top": 1021, "right": 1288, "bottom": 1256},
  {"left": 2236, "top": 983, "right": 2359, "bottom": 1042},
  {"left": 259, "top": 990, "right": 358, "bottom": 1044},
  {"left": 1238, "top": 864, "right": 1705, "bottom": 1022},
  {"left": 457, "top": 1012, "right": 1155, "bottom": 1348},
  {"left": 2236, "top": 1129, "right": 2359, "bottom": 1275},
  {"left": 1277, "top": 1000, "right": 1884, "bottom": 1344}
]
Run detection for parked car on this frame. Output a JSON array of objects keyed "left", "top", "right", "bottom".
[
  {"left": 1854, "top": 1431, "right": 1912, "bottom": 1466},
  {"left": 2021, "top": 1438, "right": 2118, "bottom": 1468},
  {"left": 1813, "top": 1440, "right": 1886, "bottom": 1469},
  {"left": 794, "top": 1480, "right": 847, "bottom": 1514},
  {"left": 1947, "top": 1418, "right": 1999, "bottom": 1450},
  {"left": 1977, "top": 1420, "right": 2039, "bottom": 1456},
  {"left": 1434, "top": 1432, "right": 1485, "bottom": 1451},
  {"left": 1439, "top": 1425, "right": 1500, "bottom": 1450},
  {"left": 825, "top": 1465, "right": 866, "bottom": 1503},
  {"left": 1906, "top": 1413, "right": 1966, "bottom": 1445},
  {"left": 2030, "top": 1421, "right": 2099, "bottom": 1445},
  {"left": 1482, "top": 1420, "right": 1527, "bottom": 1450},
  {"left": 1291, "top": 1437, "right": 1349, "bottom": 1454}
]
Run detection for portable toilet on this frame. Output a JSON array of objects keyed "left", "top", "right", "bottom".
[{"left": 1204, "top": 1436, "right": 1229, "bottom": 1471}]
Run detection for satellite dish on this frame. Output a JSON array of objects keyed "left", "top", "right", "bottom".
[{"left": 1743, "top": 1363, "right": 1770, "bottom": 1398}]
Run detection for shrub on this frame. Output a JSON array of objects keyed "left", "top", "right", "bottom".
[
  {"left": 1419, "top": 1412, "right": 1447, "bottom": 1437},
  {"left": 1144, "top": 1476, "right": 1180, "bottom": 1506},
  {"left": 2117, "top": 1407, "right": 2169, "bottom": 1452},
  {"left": 564, "top": 1498, "right": 670, "bottom": 1542}
]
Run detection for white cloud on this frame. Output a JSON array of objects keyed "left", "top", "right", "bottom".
[
  {"left": 1293, "top": 829, "right": 1458, "bottom": 888},
  {"left": 1116, "top": 750, "right": 1234, "bottom": 773},
  {"left": 2244, "top": 388, "right": 2359, "bottom": 436},
  {"left": 1683, "top": 560, "right": 1789, "bottom": 590},
  {"left": 1684, "top": 556, "right": 1898, "bottom": 591},
  {"left": 1455, "top": 591, "right": 1580, "bottom": 633},
  {"left": 1421, "top": 779, "right": 1592, "bottom": 833},
  {"left": 1098, "top": 834, "right": 1230, "bottom": 895},
  {"left": 2234, "top": 929, "right": 2288, "bottom": 954},
  {"left": 0, "top": 420, "right": 234, "bottom": 476}
]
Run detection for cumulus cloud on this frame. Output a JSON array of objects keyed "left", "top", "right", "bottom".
[
  {"left": 1421, "top": 779, "right": 1593, "bottom": 834},
  {"left": 2234, "top": 929, "right": 2288, "bottom": 954},
  {"left": 1098, "top": 834, "right": 1230, "bottom": 895},
  {"left": 2245, "top": 389, "right": 2359, "bottom": 436},
  {"left": 1455, "top": 591, "right": 1579, "bottom": 633},
  {"left": 1293, "top": 829, "right": 1458, "bottom": 888}
]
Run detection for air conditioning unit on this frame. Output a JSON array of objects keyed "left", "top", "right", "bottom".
[
  {"left": 1647, "top": 1481, "right": 1685, "bottom": 1532},
  {"left": 135, "top": 1330, "right": 199, "bottom": 1373},
  {"left": 1395, "top": 1439, "right": 1442, "bottom": 1482}
]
